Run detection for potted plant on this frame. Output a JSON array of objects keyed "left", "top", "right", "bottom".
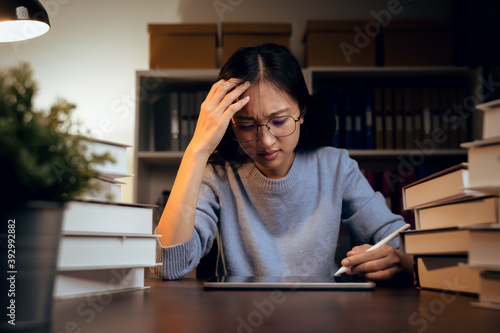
[{"left": 0, "top": 63, "right": 112, "bottom": 331}]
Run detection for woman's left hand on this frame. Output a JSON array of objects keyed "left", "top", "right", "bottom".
[{"left": 340, "top": 244, "right": 405, "bottom": 281}]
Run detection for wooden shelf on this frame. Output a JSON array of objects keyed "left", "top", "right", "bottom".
[
  {"left": 136, "top": 149, "right": 467, "bottom": 168},
  {"left": 137, "top": 151, "right": 184, "bottom": 166}
]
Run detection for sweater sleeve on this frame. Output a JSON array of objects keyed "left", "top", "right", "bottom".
[
  {"left": 151, "top": 166, "right": 220, "bottom": 280},
  {"left": 339, "top": 150, "right": 406, "bottom": 248}
]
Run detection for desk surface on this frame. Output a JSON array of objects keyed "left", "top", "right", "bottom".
[{"left": 50, "top": 278, "right": 500, "bottom": 333}]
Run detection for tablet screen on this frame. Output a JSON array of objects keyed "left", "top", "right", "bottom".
[{"left": 203, "top": 275, "right": 375, "bottom": 290}]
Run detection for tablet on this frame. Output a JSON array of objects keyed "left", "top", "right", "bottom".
[{"left": 203, "top": 275, "right": 375, "bottom": 290}]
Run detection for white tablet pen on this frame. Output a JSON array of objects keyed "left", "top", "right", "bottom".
[{"left": 334, "top": 223, "right": 411, "bottom": 276}]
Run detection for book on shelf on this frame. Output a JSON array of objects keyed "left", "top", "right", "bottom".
[
  {"left": 151, "top": 93, "right": 170, "bottom": 151},
  {"left": 471, "top": 271, "right": 500, "bottom": 310},
  {"left": 383, "top": 88, "right": 394, "bottom": 149},
  {"left": 352, "top": 88, "right": 364, "bottom": 149},
  {"left": 150, "top": 89, "right": 206, "bottom": 152},
  {"left": 429, "top": 88, "right": 441, "bottom": 149},
  {"left": 461, "top": 136, "right": 500, "bottom": 189},
  {"left": 308, "top": 86, "right": 468, "bottom": 151},
  {"left": 421, "top": 88, "right": 432, "bottom": 148},
  {"left": 170, "top": 91, "right": 180, "bottom": 151},
  {"left": 412, "top": 88, "right": 424, "bottom": 149},
  {"left": 415, "top": 256, "right": 480, "bottom": 294},
  {"left": 364, "top": 88, "right": 375, "bottom": 150},
  {"left": 475, "top": 99, "right": 500, "bottom": 139},
  {"left": 394, "top": 88, "right": 404, "bottom": 150},
  {"left": 57, "top": 232, "right": 158, "bottom": 269},
  {"left": 402, "top": 163, "right": 485, "bottom": 210},
  {"left": 403, "top": 88, "right": 414, "bottom": 149},
  {"left": 414, "top": 196, "right": 498, "bottom": 230},
  {"left": 53, "top": 266, "right": 154, "bottom": 300},
  {"left": 374, "top": 88, "right": 384, "bottom": 150}
]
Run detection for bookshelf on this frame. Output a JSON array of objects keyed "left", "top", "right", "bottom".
[{"left": 133, "top": 67, "right": 482, "bottom": 205}]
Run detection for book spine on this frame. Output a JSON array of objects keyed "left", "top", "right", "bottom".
[
  {"left": 353, "top": 88, "right": 364, "bottom": 149},
  {"left": 394, "top": 88, "right": 404, "bottom": 149},
  {"left": 383, "top": 89, "right": 394, "bottom": 149},
  {"left": 169, "top": 92, "right": 180, "bottom": 151},
  {"left": 364, "top": 89, "right": 375, "bottom": 150},
  {"left": 374, "top": 88, "right": 384, "bottom": 150},
  {"left": 403, "top": 88, "right": 414, "bottom": 149}
]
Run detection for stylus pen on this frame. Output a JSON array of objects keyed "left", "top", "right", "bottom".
[{"left": 334, "top": 223, "right": 411, "bottom": 276}]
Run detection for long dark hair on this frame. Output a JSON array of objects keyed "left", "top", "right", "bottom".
[{"left": 212, "top": 43, "right": 335, "bottom": 163}]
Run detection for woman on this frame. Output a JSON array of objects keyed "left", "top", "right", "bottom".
[{"left": 154, "top": 43, "right": 412, "bottom": 281}]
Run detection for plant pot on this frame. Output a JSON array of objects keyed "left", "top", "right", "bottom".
[{"left": 1, "top": 201, "right": 64, "bottom": 332}]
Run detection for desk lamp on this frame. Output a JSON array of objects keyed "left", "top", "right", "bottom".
[{"left": 0, "top": 0, "right": 50, "bottom": 42}]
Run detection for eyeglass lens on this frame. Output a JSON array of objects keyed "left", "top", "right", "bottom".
[{"left": 232, "top": 116, "right": 298, "bottom": 142}]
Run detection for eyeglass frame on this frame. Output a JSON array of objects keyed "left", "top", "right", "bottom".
[{"left": 230, "top": 115, "right": 302, "bottom": 143}]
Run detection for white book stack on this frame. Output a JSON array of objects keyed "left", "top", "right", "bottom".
[
  {"left": 459, "top": 99, "right": 500, "bottom": 311},
  {"left": 54, "top": 139, "right": 159, "bottom": 300}
]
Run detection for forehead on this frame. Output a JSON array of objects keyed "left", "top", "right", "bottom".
[{"left": 238, "top": 81, "right": 297, "bottom": 118}]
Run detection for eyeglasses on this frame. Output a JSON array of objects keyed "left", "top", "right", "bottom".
[{"left": 231, "top": 115, "right": 301, "bottom": 143}]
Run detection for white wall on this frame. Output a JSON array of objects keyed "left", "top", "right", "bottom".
[{"left": 0, "top": 0, "right": 451, "bottom": 202}]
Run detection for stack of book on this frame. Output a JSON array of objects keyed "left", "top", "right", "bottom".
[
  {"left": 460, "top": 99, "right": 500, "bottom": 310},
  {"left": 399, "top": 99, "right": 500, "bottom": 310},
  {"left": 53, "top": 139, "right": 159, "bottom": 299}
]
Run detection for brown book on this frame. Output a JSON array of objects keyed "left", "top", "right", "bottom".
[
  {"left": 416, "top": 256, "right": 480, "bottom": 294},
  {"left": 476, "top": 99, "right": 500, "bottom": 139},
  {"left": 473, "top": 271, "right": 500, "bottom": 308},
  {"left": 466, "top": 225, "right": 500, "bottom": 269},
  {"left": 402, "top": 163, "right": 485, "bottom": 210},
  {"left": 415, "top": 196, "right": 498, "bottom": 230},
  {"left": 399, "top": 228, "right": 472, "bottom": 255},
  {"left": 461, "top": 137, "right": 500, "bottom": 189}
]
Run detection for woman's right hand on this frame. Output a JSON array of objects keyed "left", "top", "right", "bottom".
[
  {"left": 157, "top": 79, "right": 251, "bottom": 247},
  {"left": 189, "top": 78, "right": 251, "bottom": 156}
]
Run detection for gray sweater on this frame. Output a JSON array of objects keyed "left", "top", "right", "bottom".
[{"left": 153, "top": 147, "right": 405, "bottom": 280}]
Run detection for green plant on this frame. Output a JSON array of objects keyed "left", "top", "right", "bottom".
[{"left": 0, "top": 62, "right": 112, "bottom": 211}]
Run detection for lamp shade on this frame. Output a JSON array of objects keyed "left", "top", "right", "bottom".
[{"left": 0, "top": 0, "right": 50, "bottom": 42}]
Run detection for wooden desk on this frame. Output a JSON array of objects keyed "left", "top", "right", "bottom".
[{"left": 48, "top": 278, "right": 500, "bottom": 333}]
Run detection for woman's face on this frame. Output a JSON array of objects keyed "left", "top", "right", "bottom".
[{"left": 232, "top": 81, "right": 304, "bottom": 179}]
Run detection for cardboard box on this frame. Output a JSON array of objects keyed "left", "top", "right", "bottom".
[
  {"left": 384, "top": 20, "right": 453, "bottom": 66},
  {"left": 302, "top": 20, "right": 377, "bottom": 67},
  {"left": 221, "top": 23, "right": 292, "bottom": 64},
  {"left": 148, "top": 24, "right": 217, "bottom": 69}
]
